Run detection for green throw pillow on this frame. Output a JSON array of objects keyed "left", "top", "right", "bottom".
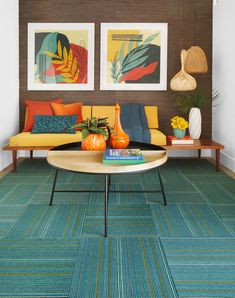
[{"left": 31, "top": 115, "right": 77, "bottom": 134}]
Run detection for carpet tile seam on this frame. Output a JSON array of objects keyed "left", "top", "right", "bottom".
[
  {"left": 190, "top": 182, "right": 211, "bottom": 205},
  {"left": 176, "top": 204, "right": 197, "bottom": 237},
  {"left": 79, "top": 200, "right": 89, "bottom": 237},
  {"left": 207, "top": 204, "right": 235, "bottom": 237},
  {"left": 217, "top": 182, "right": 235, "bottom": 200},
  {"left": 41, "top": 206, "right": 59, "bottom": 238},
  {"left": 157, "top": 237, "right": 179, "bottom": 297}
]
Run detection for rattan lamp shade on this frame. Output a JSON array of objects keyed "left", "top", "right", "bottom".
[
  {"left": 170, "top": 49, "right": 197, "bottom": 91},
  {"left": 185, "top": 46, "right": 208, "bottom": 74}
]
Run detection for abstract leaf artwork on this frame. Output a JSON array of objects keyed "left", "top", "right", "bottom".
[
  {"left": 100, "top": 23, "right": 168, "bottom": 90},
  {"left": 28, "top": 23, "right": 94, "bottom": 90}
]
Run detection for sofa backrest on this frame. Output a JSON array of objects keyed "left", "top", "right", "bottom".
[
  {"left": 90, "top": 105, "right": 159, "bottom": 129},
  {"left": 81, "top": 106, "right": 92, "bottom": 119}
]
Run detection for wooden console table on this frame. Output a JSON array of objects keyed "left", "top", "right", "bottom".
[{"left": 162, "top": 139, "right": 224, "bottom": 171}]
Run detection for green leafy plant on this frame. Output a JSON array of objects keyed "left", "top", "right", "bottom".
[
  {"left": 176, "top": 89, "right": 220, "bottom": 114},
  {"left": 74, "top": 117, "right": 113, "bottom": 140}
]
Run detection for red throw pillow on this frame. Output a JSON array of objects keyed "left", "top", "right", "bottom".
[
  {"left": 23, "top": 99, "right": 63, "bottom": 132},
  {"left": 51, "top": 103, "right": 83, "bottom": 125}
]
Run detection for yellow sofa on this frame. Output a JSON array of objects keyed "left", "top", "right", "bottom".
[{"left": 4, "top": 105, "right": 166, "bottom": 171}]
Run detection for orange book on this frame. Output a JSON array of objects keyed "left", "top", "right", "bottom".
[{"left": 168, "top": 135, "right": 194, "bottom": 145}]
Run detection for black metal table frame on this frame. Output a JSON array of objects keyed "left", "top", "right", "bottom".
[{"left": 49, "top": 167, "right": 167, "bottom": 237}]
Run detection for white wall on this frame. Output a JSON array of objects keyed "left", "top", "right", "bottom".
[
  {"left": 0, "top": 0, "right": 19, "bottom": 171},
  {"left": 213, "top": 0, "right": 235, "bottom": 172}
]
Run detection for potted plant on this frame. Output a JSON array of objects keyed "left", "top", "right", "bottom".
[
  {"left": 170, "top": 116, "right": 189, "bottom": 138},
  {"left": 74, "top": 117, "right": 113, "bottom": 151},
  {"left": 176, "top": 89, "right": 219, "bottom": 139}
]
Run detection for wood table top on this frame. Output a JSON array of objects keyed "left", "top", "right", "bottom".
[
  {"left": 47, "top": 150, "right": 167, "bottom": 174},
  {"left": 163, "top": 139, "right": 224, "bottom": 150}
]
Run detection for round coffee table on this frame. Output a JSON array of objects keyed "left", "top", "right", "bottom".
[{"left": 47, "top": 141, "right": 167, "bottom": 237}]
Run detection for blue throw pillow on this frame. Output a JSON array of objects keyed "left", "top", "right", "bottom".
[{"left": 31, "top": 115, "right": 77, "bottom": 134}]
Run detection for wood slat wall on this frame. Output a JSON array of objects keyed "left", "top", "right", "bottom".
[{"left": 19, "top": 0, "right": 212, "bottom": 136}]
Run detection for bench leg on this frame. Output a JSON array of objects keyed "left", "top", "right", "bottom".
[
  {"left": 198, "top": 149, "right": 201, "bottom": 159},
  {"left": 12, "top": 150, "right": 17, "bottom": 173},
  {"left": 30, "top": 150, "right": 33, "bottom": 159}
]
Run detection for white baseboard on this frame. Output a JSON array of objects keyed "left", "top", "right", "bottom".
[{"left": 213, "top": 150, "right": 235, "bottom": 173}]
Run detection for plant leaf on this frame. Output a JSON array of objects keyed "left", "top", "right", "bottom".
[
  {"left": 56, "top": 64, "right": 66, "bottom": 71},
  {"left": 62, "top": 77, "right": 75, "bottom": 83},
  {"left": 57, "top": 40, "right": 62, "bottom": 58},
  {"left": 51, "top": 60, "right": 64, "bottom": 65},
  {"left": 143, "top": 33, "right": 159, "bottom": 44},
  {"left": 128, "top": 40, "right": 133, "bottom": 54},
  {"left": 68, "top": 50, "right": 73, "bottom": 69},
  {"left": 71, "top": 58, "right": 78, "bottom": 75},
  {"left": 43, "top": 51, "right": 60, "bottom": 59},
  {"left": 74, "top": 70, "right": 80, "bottom": 82},
  {"left": 122, "top": 45, "right": 149, "bottom": 66},
  {"left": 122, "top": 56, "right": 149, "bottom": 72},
  {"left": 60, "top": 72, "right": 73, "bottom": 77},
  {"left": 119, "top": 42, "right": 125, "bottom": 66},
  {"left": 63, "top": 47, "right": 68, "bottom": 63}
]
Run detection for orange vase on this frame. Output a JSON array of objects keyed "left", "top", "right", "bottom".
[
  {"left": 81, "top": 134, "right": 106, "bottom": 151},
  {"left": 109, "top": 103, "right": 129, "bottom": 149}
]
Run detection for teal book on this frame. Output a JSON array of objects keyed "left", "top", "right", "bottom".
[
  {"left": 104, "top": 149, "right": 144, "bottom": 160},
  {"left": 103, "top": 154, "right": 145, "bottom": 165}
]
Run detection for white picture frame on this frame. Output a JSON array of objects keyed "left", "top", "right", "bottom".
[
  {"left": 28, "top": 23, "right": 95, "bottom": 90},
  {"left": 100, "top": 23, "right": 168, "bottom": 91}
]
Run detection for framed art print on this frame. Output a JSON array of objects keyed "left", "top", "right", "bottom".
[
  {"left": 28, "top": 23, "right": 94, "bottom": 90},
  {"left": 100, "top": 23, "right": 168, "bottom": 90}
]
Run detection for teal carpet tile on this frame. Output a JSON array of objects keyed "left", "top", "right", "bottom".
[
  {"left": 147, "top": 191, "right": 205, "bottom": 204},
  {"left": 212, "top": 205, "right": 235, "bottom": 234},
  {"left": 161, "top": 238, "right": 235, "bottom": 266},
  {"left": 119, "top": 237, "right": 178, "bottom": 298},
  {"left": 30, "top": 191, "right": 90, "bottom": 204},
  {"left": 0, "top": 184, "right": 39, "bottom": 205},
  {"left": 0, "top": 239, "right": 79, "bottom": 297},
  {"left": 89, "top": 183, "right": 119, "bottom": 205},
  {"left": 179, "top": 204, "right": 233, "bottom": 237},
  {"left": 221, "top": 182, "right": 235, "bottom": 195},
  {"left": 161, "top": 239, "right": 235, "bottom": 297},
  {"left": 69, "top": 237, "right": 178, "bottom": 298},
  {"left": 83, "top": 205, "right": 157, "bottom": 236},
  {"left": 0, "top": 175, "right": 47, "bottom": 184},
  {"left": 0, "top": 206, "right": 25, "bottom": 238},
  {"left": 194, "top": 182, "right": 235, "bottom": 204},
  {"left": 151, "top": 204, "right": 194, "bottom": 237},
  {"left": 7, "top": 204, "right": 86, "bottom": 239}
]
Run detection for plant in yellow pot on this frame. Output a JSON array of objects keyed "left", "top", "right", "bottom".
[
  {"left": 75, "top": 117, "right": 113, "bottom": 151},
  {"left": 171, "top": 116, "right": 189, "bottom": 138}
]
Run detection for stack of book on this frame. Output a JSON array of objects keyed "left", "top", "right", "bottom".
[
  {"left": 103, "top": 149, "right": 145, "bottom": 164},
  {"left": 168, "top": 135, "right": 194, "bottom": 145}
]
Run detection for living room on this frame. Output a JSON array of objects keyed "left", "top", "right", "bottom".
[{"left": 0, "top": 0, "right": 234, "bottom": 297}]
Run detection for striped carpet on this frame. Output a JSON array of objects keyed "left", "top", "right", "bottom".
[{"left": 0, "top": 158, "right": 234, "bottom": 297}]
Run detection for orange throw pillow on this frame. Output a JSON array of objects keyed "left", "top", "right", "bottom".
[
  {"left": 23, "top": 99, "right": 63, "bottom": 132},
  {"left": 51, "top": 103, "right": 83, "bottom": 125}
]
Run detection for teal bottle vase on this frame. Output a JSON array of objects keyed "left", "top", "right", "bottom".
[{"left": 173, "top": 128, "right": 186, "bottom": 139}]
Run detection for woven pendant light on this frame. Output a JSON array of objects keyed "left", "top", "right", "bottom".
[
  {"left": 185, "top": 46, "right": 208, "bottom": 74},
  {"left": 170, "top": 49, "right": 197, "bottom": 91}
]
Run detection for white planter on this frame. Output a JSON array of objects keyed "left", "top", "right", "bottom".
[{"left": 189, "top": 107, "right": 201, "bottom": 139}]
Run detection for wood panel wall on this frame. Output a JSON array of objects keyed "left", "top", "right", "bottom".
[{"left": 19, "top": 0, "right": 212, "bottom": 137}]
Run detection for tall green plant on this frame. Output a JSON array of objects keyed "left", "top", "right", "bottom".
[{"left": 176, "top": 89, "right": 219, "bottom": 114}]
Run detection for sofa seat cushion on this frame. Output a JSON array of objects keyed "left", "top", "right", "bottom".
[
  {"left": 149, "top": 129, "right": 166, "bottom": 146},
  {"left": 9, "top": 132, "right": 82, "bottom": 147}
]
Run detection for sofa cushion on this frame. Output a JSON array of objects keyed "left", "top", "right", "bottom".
[
  {"left": 149, "top": 129, "right": 166, "bottom": 145},
  {"left": 92, "top": 106, "right": 116, "bottom": 127},
  {"left": 9, "top": 132, "right": 82, "bottom": 147},
  {"left": 23, "top": 99, "right": 63, "bottom": 132},
  {"left": 144, "top": 106, "right": 159, "bottom": 129},
  {"left": 31, "top": 115, "right": 77, "bottom": 134},
  {"left": 51, "top": 103, "right": 83, "bottom": 124}
]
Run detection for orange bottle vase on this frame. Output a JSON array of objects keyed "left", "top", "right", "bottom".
[{"left": 109, "top": 103, "right": 130, "bottom": 149}]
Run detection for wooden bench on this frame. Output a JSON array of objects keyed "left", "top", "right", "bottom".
[{"left": 162, "top": 139, "right": 224, "bottom": 171}]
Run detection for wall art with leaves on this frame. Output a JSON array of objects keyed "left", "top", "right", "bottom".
[
  {"left": 100, "top": 23, "right": 168, "bottom": 90},
  {"left": 28, "top": 23, "right": 94, "bottom": 90}
]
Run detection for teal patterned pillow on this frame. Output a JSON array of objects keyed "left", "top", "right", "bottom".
[{"left": 31, "top": 115, "right": 77, "bottom": 134}]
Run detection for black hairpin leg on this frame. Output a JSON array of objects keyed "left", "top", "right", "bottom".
[
  {"left": 49, "top": 169, "right": 58, "bottom": 206},
  {"left": 104, "top": 174, "right": 110, "bottom": 237},
  {"left": 157, "top": 168, "right": 167, "bottom": 206}
]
